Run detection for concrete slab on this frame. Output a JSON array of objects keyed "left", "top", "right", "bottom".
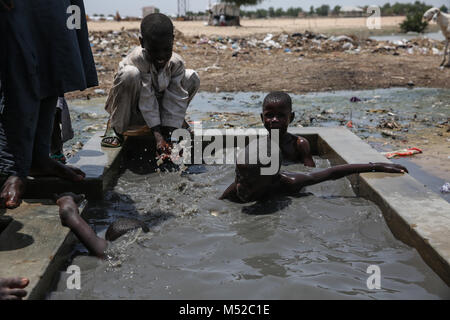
[
  {"left": 0, "top": 132, "right": 123, "bottom": 200},
  {"left": 0, "top": 200, "right": 86, "bottom": 299}
]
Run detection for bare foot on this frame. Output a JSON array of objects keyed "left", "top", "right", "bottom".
[
  {"left": 56, "top": 195, "right": 83, "bottom": 228},
  {"left": 31, "top": 156, "right": 85, "bottom": 182},
  {"left": 0, "top": 176, "right": 26, "bottom": 209},
  {"left": 0, "top": 277, "right": 29, "bottom": 300}
]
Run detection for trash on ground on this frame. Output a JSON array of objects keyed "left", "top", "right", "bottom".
[
  {"left": 382, "top": 147, "right": 422, "bottom": 159},
  {"left": 440, "top": 183, "right": 450, "bottom": 193}
]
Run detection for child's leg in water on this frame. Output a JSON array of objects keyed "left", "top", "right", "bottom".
[
  {"left": 56, "top": 193, "right": 149, "bottom": 259},
  {"left": 56, "top": 194, "right": 108, "bottom": 259}
]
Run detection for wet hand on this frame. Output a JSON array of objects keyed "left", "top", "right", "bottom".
[
  {"left": 156, "top": 139, "right": 172, "bottom": 159},
  {"left": 375, "top": 163, "right": 408, "bottom": 174}
]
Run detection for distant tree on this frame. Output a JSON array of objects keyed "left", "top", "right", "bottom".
[
  {"left": 315, "top": 5, "right": 330, "bottom": 16},
  {"left": 440, "top": 5, "right": 448, "bottom": 13},
  {"left": 255, "top": 8, "right": 267, "bottom": 18},
  {"left": 382, "top": 3, "right": 393, "bottom": 16},
  {"left": 286, "top": 7, "right": 302, "bottom": 17},
  {"left": 275, "top": 7, "right": 284, "bottom": 17},
  {"left": 332, "top": 5, "right": 341, "bottom": 15},
  {"left": 309, "top": 6, "right": 314, "bottom": 15},
  {"left": 155, "top": 8, "right": 160, "bottom": 13},
  {"left": 399, "top": 1, "right": 431, "bottom": 33},
  {"left": 268, "top": 6, "right": 275, "bottom": 17}
]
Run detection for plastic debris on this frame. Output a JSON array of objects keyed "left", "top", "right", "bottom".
[
  {"left": 441, "top": 183, "right": 450, "bottom": 193},
  {"left": 94, "top": 89, "right": 106, "bottom": 95},
  {"left": 350, "top": 97, "right": 361, "bottom": 102},
  {"left": 382, "top": 147, "right": 422, "bottom": 159}
]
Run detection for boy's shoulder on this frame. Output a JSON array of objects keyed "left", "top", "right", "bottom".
[
  {"left": 119, "top": 47, "right": 186, "bottom": 72},
  {"left": 119, "top": 47, "right": 149, "bottom": 72},
  {"left": 284, "top": 133, "right": 311, "bottom": 152},
  {"left": 170, "top": 52, "right": 186, "bottom": 67}
]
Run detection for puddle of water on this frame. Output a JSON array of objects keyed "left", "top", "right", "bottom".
[
  {"left": 70, "top": 88, "right": 450, "bottom": 132},
  {"left": 370, "top": 31, "right": 445, "bottom": 42},
  {"left": 48, "top": 159, "right": 450, "bottom": 299}
]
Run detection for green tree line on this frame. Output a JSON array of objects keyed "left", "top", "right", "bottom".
[{"left": 199, "top": 1, "right": 448, "bottom": 18}]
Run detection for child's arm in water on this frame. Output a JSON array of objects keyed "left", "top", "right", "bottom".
[
  {"left": 280, "top": 162, "right": 408, "bottom": 193},
  {"left": 295, "top": 136, "right": 315, "bottom": 167},
  {"left": 56, "top": 193, "right": 108, "bottom": 259}
]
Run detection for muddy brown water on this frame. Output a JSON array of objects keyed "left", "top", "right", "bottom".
[
  {"left": 48, "top": 159, "right": 449, "bottom": 299},
  {"left": 49, "top": 88, "right": 450, "bottom": 299}
]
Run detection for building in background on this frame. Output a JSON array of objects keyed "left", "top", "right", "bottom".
[
  {"left": 207, "top": 3, "right": 240, "bottom": 26},
  {"left": 339, "top": 6, "right": 364, "bottom": 17},
  {"left": 142, "top": 6, "right": 158, "bottom": 18}
]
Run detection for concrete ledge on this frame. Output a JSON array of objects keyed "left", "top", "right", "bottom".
[
  {"left": 0, "top": 132, "right": 123, "bottom": 200},
  {"left": 0, "top": 200, "right": 86, "bottom": 299},
  {"left": 0, "top": 132, "right": 119, "bottom": 299}
]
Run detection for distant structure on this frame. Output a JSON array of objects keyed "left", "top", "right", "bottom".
[
  {"left": 142, "top": 6, "right": 157, "bottom": 18},
  {"left": 178, "top": 0, "right": 187, "bottom": 17},
  {"left": 339, "top": 6, "right": 364, "bottom": 17},
  {"left": 207, "top": 3, "right": 240, "bottom": 26}
]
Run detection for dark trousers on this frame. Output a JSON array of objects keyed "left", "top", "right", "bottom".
[
  {"left": 0, "top": 95, "right": 57, "bottom": 178},
  {"left": 0, "top": 12, "right": 57, "bottom": 178}
]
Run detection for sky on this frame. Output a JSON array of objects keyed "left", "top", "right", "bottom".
[{"left": 84, "top": 0, "right": 450, "bottom": 17}]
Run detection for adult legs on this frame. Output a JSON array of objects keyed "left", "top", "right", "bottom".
[{"left": 30, "top": 96, "right": 85, "bottom": 181}]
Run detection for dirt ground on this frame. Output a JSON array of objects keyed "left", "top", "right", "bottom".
[{"left": 72, "top": 18, "right": 450, "bottom": 184}]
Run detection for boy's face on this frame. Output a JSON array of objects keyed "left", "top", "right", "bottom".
[
  {"left": 235, "top": 165, "right": 275, "bottom": 202},
  {"left": 140, "top": 34, "right": 174, "bottom": 70},
  {"left": 261, "top": 101, "right": 294, "bottom": 135}
]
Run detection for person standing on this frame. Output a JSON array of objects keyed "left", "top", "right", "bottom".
[{"left": 0, "top": 0, "right": 98, "bottom": 208}]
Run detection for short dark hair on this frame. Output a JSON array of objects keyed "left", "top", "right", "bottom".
[
  {"left": 263, "top": 91, "right": 292, "bottom": 111},
  {"left": 140, "top": 13, "right": 174, "bottom": 40}
]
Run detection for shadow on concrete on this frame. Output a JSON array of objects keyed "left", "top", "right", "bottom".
[{"left": 0, "top": 220, "right": 34, "bottom": 251}]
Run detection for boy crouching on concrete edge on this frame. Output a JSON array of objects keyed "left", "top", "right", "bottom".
[{"left": 102, "top": 13, "right": 199, "bottom": 158}]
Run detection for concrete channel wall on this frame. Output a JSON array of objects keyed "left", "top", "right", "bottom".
[{"left": 0, "top": 127, "right": 448, "bottom": 299}]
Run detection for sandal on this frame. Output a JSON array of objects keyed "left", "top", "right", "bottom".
[{"left": 101, "top": 128, "right": 123, "bottom": 148}]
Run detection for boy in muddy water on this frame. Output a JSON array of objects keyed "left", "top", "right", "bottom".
[
  {"left": 55, "top": 193, "right": 148, "bottom": 259},
  {"left": 102, "top": 13, "right": 199, "bottom": 162},
  {"left": 261, "top": 91, "right": 315, "bottom": 167},
  {"left": 220, "top": 142, "right": 408, "bottom": 203}
]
